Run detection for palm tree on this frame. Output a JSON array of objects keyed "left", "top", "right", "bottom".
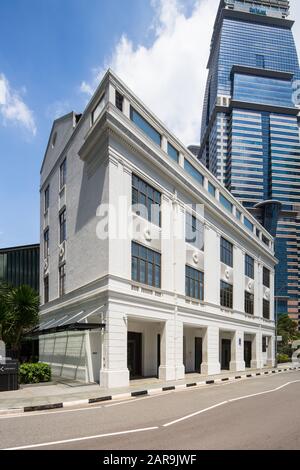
[
  {"left": 0, "top": 283, "right": 10, "bottom": 341},
  {"left": 5, "top": 285, "right": 39, "bottom": 356}
]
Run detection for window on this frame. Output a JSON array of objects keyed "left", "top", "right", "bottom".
[
  {"left": 92, "top": 94, "right": 105, "bottom": 124},
  {"left": 44, "top": 229, "right": 49, "bottom": 259},
  {"left": 262, "top": 235, "right": 270, "bottom": 247},
  {"left": 263, "top": 299, "right": 270, "bottom": 319},
  {"left": 219, "top": 194, "right": 233, "bottom": 213},
  {"left": 245, "top": 254, "right": 254, "bottom": 279},
  {"left": 60, "top": 158, "right": 67, "bottom": 190},
  {"left": 132, "top": 174, "right": 161, "bottom": 227},
  {"left": 244, "top": 217, "right": 254, "bottom": 232},
  {"left": 44, "top": 276, "right": 49, "bottom": 304},
  {"left": 245, "top": 291, "right": 254, "bottom": 315},
  {"left": 167, "top": 142, "right": 179, "bottom": 163},
  {"left": 44, "top": 186, "right": 50, "bottom": 213},
  {"left": 263, "top": 267, "right": 270, "bottom": 288},
  {"left": 208, "top": 182, "right": 216, "bottom": 197},
  {"left": 59, "top": 264, "right": 66, "bottom": 297},
  {"left": 220, "top": 237, "right": 233, "bottom": 267},
  {"left": 262, "top": 337, "right": 267, "bottom": 353},
  {"left": 185, "top": 213, "right": 204, "bottom": 251},
  {"left": 184, "top": 159, "right": 204, "bottom": 185},
  {"left": 115, "top": 91, "right": 124, "bottom": 112},
  {"left": 185, "top": 266, "right": 204, "bottom": 301},
  {"left": 131, "top": 242, "right": 161, "bottom": 289},
  {"left": 256, "top": 54, "right": 265, "bottom": 68},
  {"left": 59, "top": 209, "right": 67, "bottom": 244},
  {"left": 130, "top": 107, "right": 161, "bottom": 146},
  {"left": 220, "top": 281, "right": 233, "bottom": 309}
]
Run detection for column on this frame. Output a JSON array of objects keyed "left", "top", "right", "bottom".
[
  {"left": 202, "top": 326, "right": 221, "bottom": 375},
  {"left": 100, "top": 311, "right": 129, "bottom": 389},
  {"left": 230, "top": 331, "right": 245, "bottom": 372},
  {"left": 204, "top": 228, "right": 220, "bottom": 306},
  {"left": 267, "top": 335, "right": 275, "bottom": 367},
  {"left": 233, "top": 248, "right": 244, "bottom": 313},
  {"left": 251, "top": 332, "right": 263, "bottom": 369},
  {"left": 159, "top": 318, "right": 185, "bottom": 381}
]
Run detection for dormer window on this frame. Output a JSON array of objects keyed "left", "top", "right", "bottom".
[
  {"left": 115, "top": 91, "right": 124, "bottom": 112},
  {"left": 92, "top": 94, "right": 105, "bottom": 125},
  {"left": 51, "top": 132, "right": 57, "bottom": 149}
]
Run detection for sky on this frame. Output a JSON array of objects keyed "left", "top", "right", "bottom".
[{"left": 1, "top": 0, "right": 300, "bottom": 248}]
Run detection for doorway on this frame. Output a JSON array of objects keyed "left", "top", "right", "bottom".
[
  {"left": 195, "top": 337, "right": 203, "bottom": 373},
  {"left": 221, "top": 339, "right": 231, "bottom": 370},
  {"left": 244, "top": 341, "right": 252, "bottom": 368},
  {"left": 127, "top": 332, "right": 142, "bottom": 378}
]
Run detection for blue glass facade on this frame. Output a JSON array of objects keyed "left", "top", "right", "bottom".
[{"left": 200, "top": 0, "right": 300, "bottom": 327}]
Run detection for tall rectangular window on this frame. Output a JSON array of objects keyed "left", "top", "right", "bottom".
[
  {"left": 130, "top": 107, "right": 161, "bottom": 146},
  {"left": 132, "top": 174, "right": 161, "bottom": 227},
  {"left": 92, "top": 94, "right": 105, "bottom": 124},
  {"left": 60, "top": 158, "right": 67, "bottom": 190},
  {"left": 59, "top": 264, "right": 66, "bottom": 297},
  {"left": 263, "top": 267, "right": 270, "bottom": 287},
  {"left": 44, "top": 229, "right": 49, "bottom": 259},
  {"left": 262, "top": 337, "right": 267, "bottom": 353},
  {"left": 208, "top": 181, "right": 216, "bottom": 197},
  {"left": 220, "top": 237, "right": 233, "bottom": 267},
  {"left": 115, "top": 91, "right": 124, "bottom": 112},
  {"left": 263, "top": 299, "right": 270, "bottom": 319},
  {"left": 245, "top": 254, "right": 254, "bottom": 279},
  {"left": 44, "top": 276, "right": 49, "bottom": 304},
  {"left": 185, "top": 266, "right": 204, "bottom": 301},
  {"left": 185, "top": 213, "right": 204, "bottom": 251},
  {"left": 245, "top": 291, "right": 254, "bottom": 315},
  {"left": 220, "top": 281, "right": 233, "bottom": 309},
  {"left": 131, "top": 242, "right": 161, "bottom": 289},
  {"left": 59, "top": 209, "right": 67, "bottom": 244},
  {"left": 44, "top": 186, "right": 50, "bottom": 213}
]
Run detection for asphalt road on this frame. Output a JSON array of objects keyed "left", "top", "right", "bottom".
[{"left": 1, "top": 370, "right": 300, "bottom": 450}]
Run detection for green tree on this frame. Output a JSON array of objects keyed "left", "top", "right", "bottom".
[
  {"left": 0, "top": 283, "right": 10, "bottom": 341},
  {"left": 4, "top": 285, "right": 39, "bottom": 356},
  {"left": 278, "top": 314, "right": 300, "bottom": 347}
]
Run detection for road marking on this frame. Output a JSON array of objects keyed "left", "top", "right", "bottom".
[
  {"left": 3, "top": 427, "right": 159, "bottom": 450},
  {"left": 163, "top": 401, "right": 229, "bottom": 427},
  {"left": 163, "top": 380, "right": 300, "bottom": 427},
  {"left": 0, "top": 370, "right": 298, "bottom": 420}
]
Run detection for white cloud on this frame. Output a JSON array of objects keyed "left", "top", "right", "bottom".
[
  {"left": 81, "top": 0, "right": 219, "bottom": 145},
  {"left": 0, "top": 73, "right": 36, "bottom": 135},
  {"left": 81, "top": 0, "right": 300, "bottom": 145}
]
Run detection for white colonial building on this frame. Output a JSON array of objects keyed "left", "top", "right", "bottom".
[{"left": 38, "top": 70, "right": 276, "bottom": 388}]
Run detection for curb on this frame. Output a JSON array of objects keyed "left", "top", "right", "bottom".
[{"left": 1, "top": 366, "right": 299, "bottom": 416}]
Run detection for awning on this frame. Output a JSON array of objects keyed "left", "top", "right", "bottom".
[{"left": 25, "top": 306, "right": 106, "bottom": 338}]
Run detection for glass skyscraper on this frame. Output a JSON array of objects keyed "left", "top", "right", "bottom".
[{"left": 200, "top": 0, "right": 300, "bottom": 328}]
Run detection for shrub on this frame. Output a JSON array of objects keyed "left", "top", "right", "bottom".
[
  {"left": 277, "top": 354, "right": 290, "bottom": 364},
  {"left": 19, "top": 363, "right": 51, "bottom": 384}
]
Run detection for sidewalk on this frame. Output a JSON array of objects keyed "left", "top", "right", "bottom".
[{"left": 0, "top": 363, "right": 298, "bottom": 414}]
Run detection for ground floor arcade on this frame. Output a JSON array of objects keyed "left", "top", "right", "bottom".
[{"left": 39, "top": 310, "right": 275, "bottom": 387}]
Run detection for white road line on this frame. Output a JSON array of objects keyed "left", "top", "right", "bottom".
[
  {"left": 3, "top": 427, "right": 159, "bottom": 450},
  {"left": 0, "top": 370, "right": 298, "bottom": 420},
  {"left": 163, "top": 380, "right": 300, "bottom": 427},
  {"left": 163, "top": 402, "right": 229, "bottom": 427}
]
